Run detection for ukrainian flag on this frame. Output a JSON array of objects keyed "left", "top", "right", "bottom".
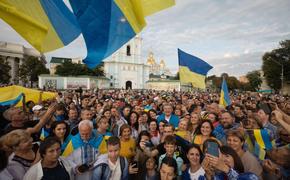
[
  {"left": 69, "top": 0, "right": 175, "bottom": 68},
  {"left": 253, "top": 129, "right": 273, "bottom": 150},
  {"left": 178, "top": 49, "right": 213, "bottom": 89},
  {"left": 98, "top": 132, "right": 112, "bottom": 154},
  {"left": 0, "top": 93, "right": 23, "bottom": 106},
  {"left": 62, "top": 130, "right": 103, "bottom": 157},
  {"left": 219, "top": 78, "right": 231, "bottom": 107},
  {"left": 0, "top": 0, "right": 80, "bottom": 52},
  {"left": 0, "top": 85, "right": 56, "bottom": 107}
]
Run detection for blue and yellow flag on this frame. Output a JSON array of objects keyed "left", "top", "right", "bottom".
[
  {"left": 0, "top": 85, "right": 56, "bottom": 107},
  {"left": 0, "top": 93, "right": 23, "bottom": 106},
  {"left": 178, "top": 49, "right": 213, "bottom": 89},
  {"left": 0, "top": 0, "right": 80, "bottom": 52},
  {"left": 219, "top": 78, "right": 231, "bottom": 107},
  {"left": 69, "top": 0, "right": 175, "bottom": 68},
  {"left": 253, "top": 129, "right": 273, "bottom": 150},
  {"left": 62, "top": 130, "right": 103, "bottom": 157}
]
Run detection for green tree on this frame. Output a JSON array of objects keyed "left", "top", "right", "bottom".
[
  {"left": 55, "top": 61, "right": 104, "bottom": 76},
  {"left": 262, "top": 40, "right": 290, "bottom": 90},
  {"left": 0, "top": 56, "right": 11, "bottom": 84},
  {"left": 246, "top": 70, "right": 262, "bottom": 91},
  {"left": 19, "top": 56, "right": 49, "bottom": 87}
]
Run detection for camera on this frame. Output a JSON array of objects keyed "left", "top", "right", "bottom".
[{"left": 78, "top": 163, "right": 91, "bottom": 173}]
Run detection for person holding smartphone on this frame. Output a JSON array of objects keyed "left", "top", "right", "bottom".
[{"left": 203, "top": 146, "right": 258, "bottom": 180}]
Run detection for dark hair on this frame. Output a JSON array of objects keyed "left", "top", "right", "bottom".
[
  {"left": 160, "top": 156, "right": 178, "bottom": 176},
  {"left": 49, "top": 120, "right": 70, "bottom": 141},
  {"left": 164, "top": 135, "right": 176, "bottom": 145},
  {"left": 107, "top": 136, "right": 120, "bottom": 147},
  {"left": 137, "top": 131, "right": 151, "bottom": 149},
  {"left": 55, "top": 103, "right": 65, "bottom": 111},
  {"left": 128, "top": 111, "right": 139, "bottom": 130},
  {"left": 220, "top": 146, "right": 244, "bottom": 174},
  {"left": 148, "top": 109, "right": 157, "bottom": 119},
  {"left": 186, "top": 143, "right": 204, "bottom": 163},
  {"left": 222, "top": 110, "right": 235, "bottom": 118},
  {"left": 196, "top": 119, "right": 214, "bottom": 136},
  {"left": 39, "top": 137, "right": 61, "bottom": 158},
  {"left": 148, "top": 120, "right": 159, "bottom": 131}
]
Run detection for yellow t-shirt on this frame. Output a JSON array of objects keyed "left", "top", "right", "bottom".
[{"left": 120, "top": 138, "right": 136, "bottom": 160}]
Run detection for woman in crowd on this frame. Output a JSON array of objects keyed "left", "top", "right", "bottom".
[
  {"left": 48, "top": 121, "right": 71, "bottom": 154},
  {"left": 226, "top": 130, "right": 263, "bottom": 179},
  {"left": 182, "top": 144, "right": 205, "bottom": 180},
  {"left": 148, "top": 109, "right": 158, "bottom": 121},
  {"left": 3, "top": 129, "right": 39, "bottom": 180},
  {"left": 193, "top": 120, "right": 218, "bottom": 150},
  {"left": 119, "top": 124, "right": 136, "bottom": 162},
  {"left": 132, "top": 131, "right": 154, "bottom": 179},
  {"left": 23, "top": 137, "right": 74, "bottom": 180},
  {"left": 148, "top": 120, "right": 160, "bottom": 146},
  {"left": 128, "top": 111, "right": 139, "bottom": 139},
  {"left": 204, "top": 146, "right": 258, "bottom": 180},
  {"left": 175, "top": 118, "right": 191, "bottom": 141},
  {"left": 189, "top": 112, "right": 200, "bottom": 139}
]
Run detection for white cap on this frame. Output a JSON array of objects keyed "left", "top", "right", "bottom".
[{"left": 32, "top": 105, "right": 43, "bottom": 111}]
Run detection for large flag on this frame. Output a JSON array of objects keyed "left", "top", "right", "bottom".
[
  {"left": 178, "top": 49, "right": 213, "bottom": 89},
  {"left": 0, "top": 85, "right": 56, "bottom": 107},
  {"left": 0, "top": 0, "right": 81, "bottom": 52},
  {"left": 69, "top": 0, "right": 175, "bottom": 68},
  {"left": 219, "top": 78, "right": 231, "bottom": 107}
]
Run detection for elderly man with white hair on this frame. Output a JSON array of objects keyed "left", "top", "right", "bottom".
[{"left": 64, "top": 120, "right": 101, "bottom": 180}]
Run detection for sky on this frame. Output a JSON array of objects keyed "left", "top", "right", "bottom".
[{"left": 1, "top": 0, "right": 290, "bottom": 77}]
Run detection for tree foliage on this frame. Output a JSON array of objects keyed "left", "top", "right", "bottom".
[
  {"left": 262, "top": 40, "right": 290, "bottom": 90},
  {"left": 0, "top": 56, "right": 11, "bottom": 84},
  {"left": 55, "top": 61, "right": 104, "bottom": 76},
  {"left": 19, "top": 56, "right": 49, "bottom": 87},
  {"left": 207, "top": 73, "right": 240, "bottom": 91},
  {"left": 246, "top": 70, "right": 262, "bottom": 91}
]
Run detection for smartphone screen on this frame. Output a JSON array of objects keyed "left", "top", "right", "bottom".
[{"left": 207, "top": 142, "right": 219, "bottom": 157}]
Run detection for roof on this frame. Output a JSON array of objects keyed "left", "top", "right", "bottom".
[{"left": 50, "top": 57, "right": 72, "bottom": 64}]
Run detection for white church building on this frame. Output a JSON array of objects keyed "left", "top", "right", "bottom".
[{"left": 103, "top": 36, "right": 150, "bottom": 89}]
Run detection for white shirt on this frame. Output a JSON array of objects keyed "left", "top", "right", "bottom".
[
  {"left": 108, "top": 158, "right": 121, "bottom": 180},
  {"left": 189, "top": 166, "right": 205, "bottom": 180}
]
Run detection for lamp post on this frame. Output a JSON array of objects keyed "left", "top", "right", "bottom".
[{"left": 270, "top": 53, "right": 289, "bottom": 95}]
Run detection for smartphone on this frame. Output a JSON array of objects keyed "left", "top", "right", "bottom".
[
  {"left": 144, "top": 141, "right": 154, "bottom": 148},
  {"left": 206, "top": 142, "right": 219, "bottom": 157},
  {"left": 131, "top": 161, "right": 139, "bottom": 170}
]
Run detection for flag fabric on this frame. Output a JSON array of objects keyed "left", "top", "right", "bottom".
[
  {"left": 39, "top": 127, "right": 50, "bottom": 141},
  {"left": 62, "top": 131, "right": 103, "bottom": 157},
  {"left": 178, "top": 49, "right": 213, "bottom": 89},
  {"left": 0, "top": 85, "right": 56, "bottom": 107},
  {"left": 98, "top": 133, "right": 112, "bottom": 154},
  {"left": 219, "top": 78, "right": 231, "bottom": 107},
  {"left": 0, "top": 93, "right": 23, "bottom": 106},
  {"left": 0, "top": 0, "right": 80, "bottom": 52},
  {"left": 253, "top": 129, "right": 273, "bottom": 150},
  {"left": 245, "top": 129, "right": 275, "bottom": 160},
  {"left": 69, "top": 0, "right": 175, "bottom": 68},
  {"left": 254, "top": 142, "right": 266, "bottom": 160}
]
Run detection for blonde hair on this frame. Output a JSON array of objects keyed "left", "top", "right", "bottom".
[{"left": 3, "top": 129, "right": 30, "bottom": 151}]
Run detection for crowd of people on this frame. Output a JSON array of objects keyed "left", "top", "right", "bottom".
[{"left": 0, "top": 89, "right": 289, "bottom": 180}]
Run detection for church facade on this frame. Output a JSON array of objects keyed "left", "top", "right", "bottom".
[{"left": 104, "top": 36, "right": 150, "bottom": 89}]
